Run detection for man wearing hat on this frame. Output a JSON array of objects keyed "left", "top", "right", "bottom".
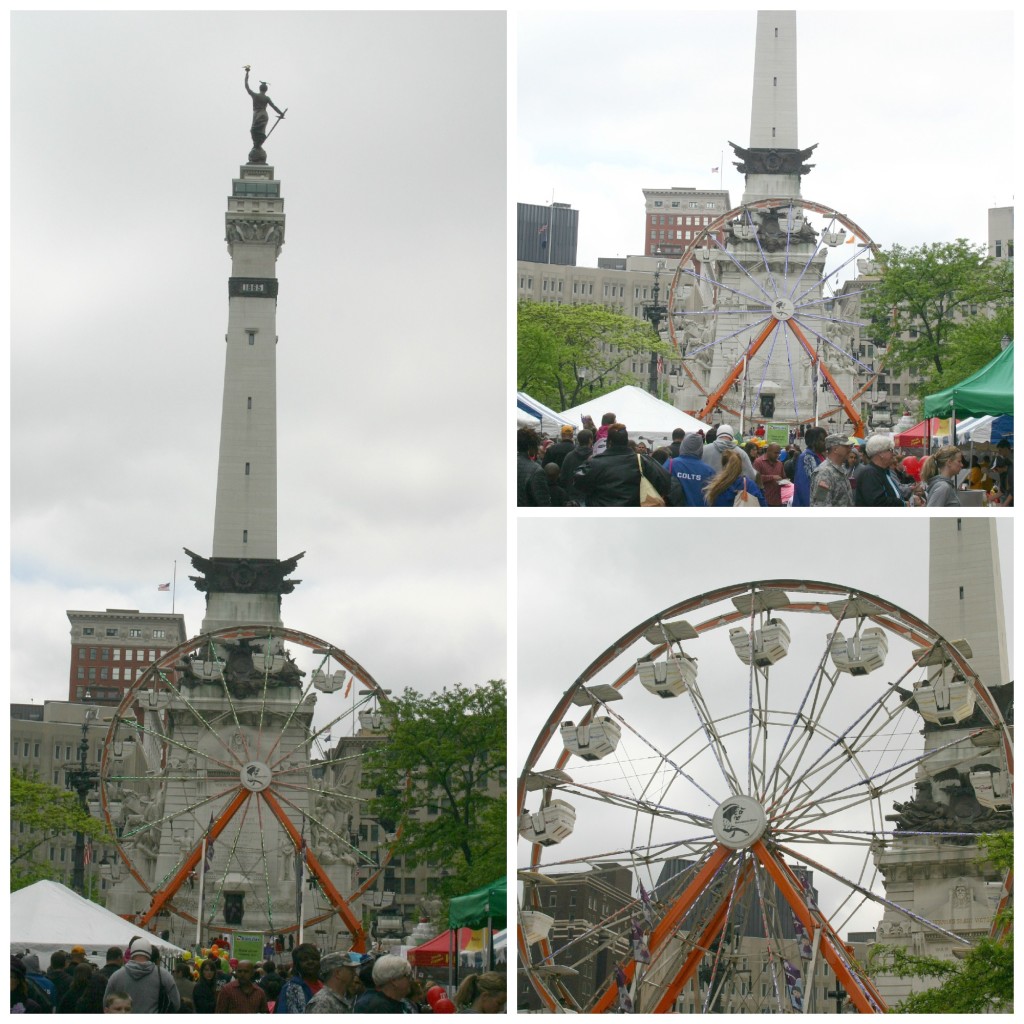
[
  {"left": 305, "top": 951, "right": 371, "bottom": 1013},
  {"left": 353, "top": 953, "right": 415, "bottom": 1013},
  {"left": 854, "top": 434, "right": 907, "bottom": 506},
  {"left": 543, "top": 424, "right": 576, "bottom": 468},
  {"left": 103, "top": 935, "right": 180, "bottom": 1014},
  {"left": 810, "top": 434, "right": 855, "bottom": 506}
]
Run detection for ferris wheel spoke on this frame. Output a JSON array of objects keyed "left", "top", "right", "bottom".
[
  {"left": 746, "top": 857, "right": 788, "bottom": 1013},
  {"left": 677, "top": 313, "right": 774, "bottom": 362},
  {"left": 686, "top": 683, "right": 743, "bottom": 795},
  {"left": 204, "top": 790, "right": 256, "bottom": 922},
  {"left": 151, "top": 666, "right": 241, "bottom": 765},
  {"left": 679, "top": 250, "right": 776, "bottom": 311},
  {"left": 267, "top": 695, "right": 371, "bottom": 774},
  {"left": 118, "top": 779, "right": 240, "bottom": 850},
  {"left": 113, "top": 713, "right": 240, "bottom": 775},
  {"left": 201, "top": 640, "right": 256, "bottom": 764},
  {"left": 271, "top": 781, "right": 379, "bottom": 868},
  {"left": 708, "top": 229, "right": 778, "bottom": 307},
  {"left": 791, "top": 241, "right": 874, "bottom": 309}
]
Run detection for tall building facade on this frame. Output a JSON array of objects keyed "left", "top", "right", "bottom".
[
  {"left": 988, "top": 205, "right": 1014, "bottom": 260},
  {"left": 642, "top": 187, "right": 731, "bottom": 258},
  {"left": 518, "top": 201, "right": 578, "bottom": 265},
  {"left": 67, "top": 608, "right": 188, "bottom": 705}
]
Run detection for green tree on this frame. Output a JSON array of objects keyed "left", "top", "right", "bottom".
[
  {"left": 11, "top": 768, "right": 111, "bottom": 894},
  {"left": 869, "top": 832, "right": 1013, "bottom": 1013},
  {"left": 361, "top": 681, "right": 505, "bottom": 905},
  {"left": 518, "top": 300, "right": 672, "bottom": 411},
  {"left": 862, "top": 240, "right": 1012, "bottom": 391}
]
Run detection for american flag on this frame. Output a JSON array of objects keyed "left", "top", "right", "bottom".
[
  {"left": 295, "top": 832, "right": 307, "bottom": 922},
  {"left": 83, "top": 838, "right": 93, "bottom": 867},
  {"left": 204, "top": 815, "right": 216, "bottom": 873},
  {"left": 157, "top": 583, "right": 171, "bottom": 592}
]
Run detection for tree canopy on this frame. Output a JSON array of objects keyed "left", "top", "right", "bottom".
[
  {"left": 361, "top": 681, "right": 505, "bottom": 906},
  {"left": 11, "top": 768, "right": 111, "bottom": 893},
  {"left": 518, "top": 300, "right": 671, "bottom": 411},
  {"left": 869, "top": 831, "right": 1013, "bottom": 1013},
  {"left": 862, "top": 240, "right": 1012, "bottom": 394}
]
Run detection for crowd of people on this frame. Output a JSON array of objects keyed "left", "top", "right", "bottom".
[
  {"left": 518, "top": 415, "right": 1013, "bottom": 509},
  {"left": 11, "top": 941, "right": 506, "bottom": 1014}
]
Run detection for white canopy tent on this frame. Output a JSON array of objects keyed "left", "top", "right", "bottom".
[
  {"left": 516, "top": 392, "right": 572, "bottom": 435},
  {"left": 11, "top": 880, "right": 185, "bottom": 964},
  {"left": 561, "top": 385, "right": 710, "bottom": 446}
]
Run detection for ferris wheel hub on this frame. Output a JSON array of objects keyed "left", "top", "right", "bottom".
[
  {"left": 712, "top": 794, "right": 768, "bottom": 850},
  {"left": 770, "top": 296, "right": 796, "bottom": 321},
  {"left": 240, "top": 760, "right": 273, "bottom": 792}
]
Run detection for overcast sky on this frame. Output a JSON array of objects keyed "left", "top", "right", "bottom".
[
  {"left": 518, "top": 9, "right": 1014, "bottom": 268},
  {"left": 10, "top": 12, "right": 506, "bottom": 707}
]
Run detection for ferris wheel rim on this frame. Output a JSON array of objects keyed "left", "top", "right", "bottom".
[
  {"left": 518, "top": 579, "right": 1012, "bottom": 1013},
  {"left": 98, "top": 623, "right": 394, "bottom": 942}
]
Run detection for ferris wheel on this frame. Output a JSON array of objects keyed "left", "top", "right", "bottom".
[
  {"left": 517, "top": 580, "right": 1012, "bottom": 1014},
  {"left": 666, "top": 199, "right": 882, "bottom": 435},
  {"left": 99, "top": 625, "right": 395, "bottom": 948}
]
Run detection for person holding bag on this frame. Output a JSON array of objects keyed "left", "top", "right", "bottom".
[{"left": 574, "top": 423, "right": 683, "bottom": 507}]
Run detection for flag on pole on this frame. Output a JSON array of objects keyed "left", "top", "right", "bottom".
[
  {"left": 83, "top": 838, "right": 93, "bottom": 867},
  {"left": 638, "top": 883, "right": 656, "bottom": 929},
  {"left": 295, "top": 831, "right": 307, "bottom": 923},
  {"left": 343, "top": 675, "right": 353, "bottom": 699},
  {"left": 615, "top": 963, "right": 633, "bottom": 1012},
  {"left": 204, "top": 815, "right": 216, "bottom": 873},
  {"left": 157, "top": 583, "right": 171, "bottom": 591},
  {"left": 711, "top": 166, "right": 719, "bottom": 173}
]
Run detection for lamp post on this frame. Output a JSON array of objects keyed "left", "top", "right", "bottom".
[
  {"left": 643, "top": 259, "right": 668, "bottom": 397},
  {"left": 66, "top": 706, "right": 100, "bottom": 895}
]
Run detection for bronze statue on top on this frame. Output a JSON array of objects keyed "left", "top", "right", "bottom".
[{"left": 244, "top": 65, "right": 286, "bottom": 165}]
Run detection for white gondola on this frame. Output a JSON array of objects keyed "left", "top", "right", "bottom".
[
  {"left": 358, "top": 710, "right": 391, "bottom": 733},
  {"left": 560, "top": 717, "right": 621, "bottom": 761},
  {"left": 313, "top": 668, "right": 347, "bottom": 693},
  {"left": 969, "top": 768, "right": 1012, "bottom": 810},
  {"left": 193, "top": 659, "right": 222, "bottom": 680},
  {"left": 830, "top": 627, "right": 888, "bottom": 676},
  {"left": 518, "top": 800, "right": 576, "bottom": 846},
  {"left": 636, "top": 653, "right": 697, "bottom": 698},
  {"left": 729, "top": 619, "right": 790, "bottom": 667},
  {"left": 520, "top": 910, "right": 555, "bottom": 944},
  {"left": 823, "top": 229, "right": 847, "bottom": 246},
  {"left": 141, "top": 688, "right": 170, "bottom": 709},
  {"left": 734, "top": 224, "right": 757, "bottom": 241},
  {"left": 913, "top": 672, "right": 976, "bottom": 725}
]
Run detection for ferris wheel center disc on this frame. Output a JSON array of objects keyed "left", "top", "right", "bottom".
[
  {"left": 770, "top": 297, "right": 795, "bottom": 321},
  {"left": 712, "top": 794, "right": 768, "bottom": 850},
  {"left": 240, "top": 761, "right": 273, "bottom": 792}
]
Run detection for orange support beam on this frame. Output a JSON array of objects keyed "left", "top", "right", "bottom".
[
  {"left": 653, "top": 859, "right": 755, "bottom": 1013},
  {"left": 590, "top": 844, "right": 733, "bottom": 1014},
  {"left": 752, "top": 840, "right": 886, "bottom": 1013},
  {"left": 261, "top": 789, "right": 367, "bottom": 949},
  {"left": 787, "top": 319, "right": 866, "bottom": 438},
  {"left": 696, "top": 318, "right": 779, "bottom": 422},
  {"left": 137, "top": 787, "right": 250, "bottom": 927}
]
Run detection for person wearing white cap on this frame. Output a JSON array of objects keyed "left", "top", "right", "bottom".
[
  {"left": 702, "top": 424, "right": 758, "bottom": 484},
  {"left": 353, "top": 953, "right": 415, "bottom": 1013},
  {"left": 103, "top": 936, "right": 180, "bottom": 1014}
]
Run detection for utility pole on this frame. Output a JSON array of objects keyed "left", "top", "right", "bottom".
[
  {"left": 643, "top": 258, "right": 668, "bottom": 397},
  {"left": 66, "top": 707, "right": 99, "bottom": 895}
]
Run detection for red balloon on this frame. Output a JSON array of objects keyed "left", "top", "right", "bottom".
[
  {"left": 425, "top": 986, "right": 445, "bottom": 1006},
  {"left": 433, "top": 997, "right": 457, "bottom": 1013}
]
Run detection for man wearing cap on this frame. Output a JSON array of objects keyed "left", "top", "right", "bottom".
[
  {"left": 543, "top": 424, "right": 576, "bottom": 468},
  {"left": 215, "top": 959, "right": 268, "bottom": 1013},
  {"left": 305, "top": 951, "right": 370, "bottom": 1013},
  {"left": 103, "top": 936, "right": 180, "bottom": 1014},
  {"left": 353, "top": 953, "right": 415, "bottom": 1013},
  {"left": 854, "top": 434, "right": 906, "bottom": 506},
  {"left": 702, "top": 423, "right": 757, "bottom": 483},
  {"left": 810, "top": 434, "right": 855, "bottom": 506}
]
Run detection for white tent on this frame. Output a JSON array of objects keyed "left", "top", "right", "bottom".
[
  {"left": 516, "top": 391, "right": 571, "bottom": 435},
  {"left": 10, "top": 880, "right": 185, "bottom": 963},
  {"left": 561, "top": 385, "right": 710, "bottom": 444}
]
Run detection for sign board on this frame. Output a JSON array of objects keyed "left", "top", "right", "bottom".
[
  {"left": 233, "top": 932, "right": 263, "bottom": 963},
  {"left": 766, "top": 424, "right": 790, "bottom": 447}
]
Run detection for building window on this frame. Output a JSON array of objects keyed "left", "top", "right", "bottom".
[
  {"left": 113, "top": 668, "right": 120, "bottom": 681},
  {"left": 129, "top": 629, "right": 142, "bottom": 638},
  {"left": 653, "top": 200, "right": 662, "bottom": 207},
  {"left": 959, "top": 586, "right": 965, "bottom": 600},
  {"left": 245, "top": 462, "right": 251, "bottom": 475},
  {"left": 153, "top": 630, "right": 165, "bottom": 639},
  {"left": 88, "top": 668, "right": 97, "bottom": 680},
  {"left": 89, "top": 648, "right": 97, "bottom": 659},
  {"left": 247, "top": 396, "right": 253, "bottom": 410},
  {"left": 100, "top": 668, "right": 109, "bottom": 680},
  {"left": 77, "top": 667, "right": 85, "bottom": 679},
  {"left": 101, "top": 648, "right": 109, "bottom": 660},
  {"left": 243, "top": 530, "right": 248, "bottom": 543},
  {"left": 82, "top": 627, "right": 94, "bottom": 635},
  {"left": 149, "top": 650, "right": 156, "bottom": 661},
  {"left": 247, "top": 330, "right": 256, "bottom": 346},
  {"left": 995, "top": 240, "right": 1002, "bottom": 257},
  {"left": 773, "top": 76, "right": 777, "bottom": 86},
  {"left": 105, "top": 628, "right": 118, "bottom": 636}
]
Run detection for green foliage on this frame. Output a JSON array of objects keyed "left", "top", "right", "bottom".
[
  {"left": 11, "top": 768, "right": 111, "bottom": 896},
  {"left": 869, "top": 832, "right": 1013, "bottom": 1013},
  {"left": 517, "top": 300, "right": 671, "bottom": 411},
  {"left": 362, "top": 681, "right": 506, "bottom": 906},
  {"left": 862, "top": 240, "right": 1012, "bottom": 391}
]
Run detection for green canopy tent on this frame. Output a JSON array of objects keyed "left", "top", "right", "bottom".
[
  {"left": 445, "top": 877, "right": 506, "bottom": 987},
  {"left": 923, "top": 342, "right": 1014, "bottom": 429}
]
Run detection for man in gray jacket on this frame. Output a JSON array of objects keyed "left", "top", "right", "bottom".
[
  {"left": 104, "top": 936, "right": 180, "bottom": 1014},
  {"left": 702, "top": 424, "right": 757, "bottom": 483}
]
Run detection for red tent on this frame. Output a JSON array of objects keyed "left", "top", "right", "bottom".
[
  {"left": 406, "top": 927, "right": 477, "bottom": 967},
  {"left": 895, "top": 418, "right": 951, "bottom": 447}
]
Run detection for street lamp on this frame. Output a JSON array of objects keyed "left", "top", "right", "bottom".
[
  {"left": 65, "top": 707, "right": 100, "bottom": 895},
  {"left": 643, "top": 259, "right": 668, "bottom": 397}
]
